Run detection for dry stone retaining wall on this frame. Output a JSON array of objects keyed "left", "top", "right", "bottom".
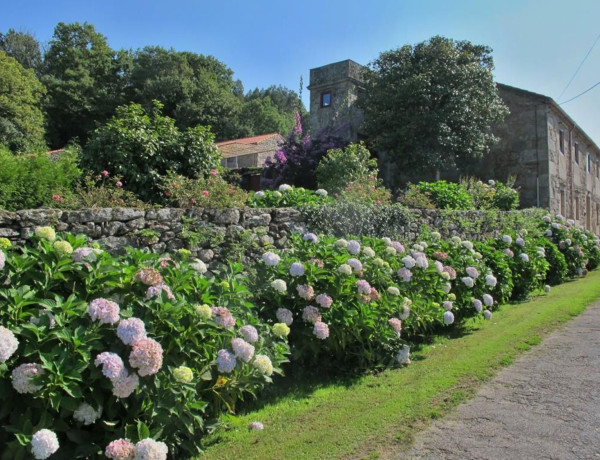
[{"left": 0, "top": 207, "right": 544, "bottom": 267}]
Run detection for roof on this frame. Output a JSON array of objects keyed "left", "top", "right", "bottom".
[{"left": 216, "top": 133, "right": 285, "bottom": 159}]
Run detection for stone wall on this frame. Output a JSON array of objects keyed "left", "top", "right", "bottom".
[{"left": 0, "top": 206, "right": 546, "bottom": 267}]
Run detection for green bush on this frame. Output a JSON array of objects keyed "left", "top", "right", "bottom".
[
  {"left": 0, "top": 145, "right": 81, "bottom": 211},
  {"left": 0, "top": 231, "right": 289, "bottom": 458},
  {"left": 316, "top": 142, "right": 379, "bottom": 195},
  {"left": 413, "top": 181, "right": 473, "bottom": 210},
  {"left": 82, "top": 101, "right": 221, "bottom": 203},
  {"left": 247, "top": 184, "right": 332, "bottom": 208},
  {"left": 162, "top": 170, "right": 248, "bottom": 209}
]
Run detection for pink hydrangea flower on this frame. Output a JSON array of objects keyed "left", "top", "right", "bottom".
[
  {"left": 95, "top": 352, "right": 126, "bottom": 380},
  {"left": 388, "top": 318, "right": 402, "bottom": 335},
  {"left": 134, "top": 268, "right": 164, "bottom": 286},
  {"left": 112, "top": 373, "right": 139, "bottom": 398},
  {"left": 316, "top": 293, "right": 333, "bottom": 309},
  {"left": 313, "top": 321, "right": 329, "bottom": 339},
  {"left": 145, "top": 284, "right": 174, "bottom": 300},
  {"left": 390, "top": 241, "right": 405, "bottom": 252},
  {"left": 105, "top": 439, "right": 135, "bottom": 460},
  {"left": 88, "top": 298, "right": 120, "bottom": 324},
  {"left": 212, "top": 307, "right": 236, "bottom": 329},
  {"left": 129, "top": 338, "right": 163, "bottom": 376},
  {"left": 397, "top": 268, "right": 412, "bottom": 282},
  {"left": 231, "top": 338, "right": 255, "bottom": 363},
  {"left": 240, "top": 325, "right": 259, "bottom": 343},
  {"left": 217, "top": 349, "right": 237, "bottom": 373},
  {"left": 117, "top": 318, "right": 147, "bottom": 346},
  {"left": 356, "top": 280, "right": 372, "bottom": 295},
  {"left": 302, "top": 306, "right": 321, "bottom": 324},
  {"left": 297, "top": 284, "right": 315, "bottom": 301},
  {"left": 347, "top": 258, "right": 363, "bottom": 272}
]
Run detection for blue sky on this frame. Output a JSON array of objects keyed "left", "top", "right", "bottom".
[{"left": 2, "top": 0, "right": 600, "bottom": 144}]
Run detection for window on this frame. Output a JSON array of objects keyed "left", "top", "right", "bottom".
[
  {"left": 560, "top": 190, "right": 566, "bottom": 217},
  {"left": 575, "top": 196, "right": 580, "bottom": 220},
  {"left": 320, "top": 92, "right": 332, "bottom": 108},
  {"left": 559, "top": 130, "right": 565, "bottom": 154},
  {"left": 586, "top": 153, "right": 591, "bottom": 172},
  {"left": 574, "top": 142, "right": 579, "bottom": 164}
]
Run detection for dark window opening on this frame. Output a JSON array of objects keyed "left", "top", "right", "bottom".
[
  {"left": 559, "top": 130, "right": 565, "bottom": 154},
  {"left": 321, "top": 92, "right": 332, "bottom": 108},
  {"left": 574, "top": 142, "right": 579, "bottom": 164}
]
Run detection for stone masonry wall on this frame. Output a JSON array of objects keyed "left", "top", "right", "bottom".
[{"left": 0, "top": 207, "right": 544, "bottom": 268}]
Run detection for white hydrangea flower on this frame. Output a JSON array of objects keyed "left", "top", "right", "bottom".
[
  {"left": 387, "top": 286, "right": 400, "bottom": 296},
  {"left": 289, "top": 262, "right": 305, "bottom": 277},
  {"left": 396, "top": 344, "right": 411, "bottom": 365},
  {"left": 31, "top": 429, "right": 59, "bottom": 460},
  {"left": 73, "top": 403, "right": 102, "bottom": 425},
  {"left": 335, "top": 238, "right": 348, "bottom": 248},
  {"left": 461, "top": 276, "right": 474, "bottom": 288},
  {"left": 271, "top": 279, "right": 287, "bottom": 293},
  {"left": 546, "top": 229, "right": 553, "bottom": 236},
  {"left": 347, "top": 240, "right": 361, "bottom": 255},
  {"left": 315, "top": 189, "right": 328, "bottom": 197},
  {"left": 278, "top": 184, "right": 292, "bottom": 192},
  {"left": 415, "top": 256, "right": 429, "bottom": 269},
  {"left": 431, "top": 231, "right": 441, "bottom": 239},
  {"left": 516, "top": 237, "right": 525, "bottom": 247},
  {"left": 0, "top": 326, "right": 19, "bottom": 363},
  {"left": 483, "top": 294, "right": 494, "bottom": 307},
  {"left": 249, "top": 421, "right": 264, "bottom": 430},
  {"left": 402, "top": 256, "right": 416, "bottom": 269},
  {"left": 399, "top": 304, "right": 411, "bottom": 320},
  {"left": 134, "top": 438, "right": 168, "bottom": 460},
  {"left": 443, "top": 311, "right": 455, "bottom": 325},
  {"left": 381, "top": 237, "right": 392, "bottom": 245},
  {"left": 276, "top": 308, "right": 293, "bottom": 326},
  {"left": 190, "top": 259, "right": 207, "bottom": 274},
  {"left": 472, "top": 299, "right": 483, "bottom": 312},
  {"left": 519, "top": 253, "right": 530, "bottom": 262},
  {"left": 462, "top": 240, "right": 474, "bottom": 251},
  {"left": 442, "top": 283, "right": 452, "bottom": 294},
  {"left": 338, "top": 264, "right": 352, "bottom": 275},
  {"left": 485, "top": 274, "right": 497, "bottom": 287},
  {"left": 483, "top": 310, "right": 493, "bottom": 320},
  {"left": 262, "top": 251, "right": 281, "bottom": 266},
  {"left": 502, "top": 235, "right": 512, "bottom": 245},
  {"left": 254, "top": 191, "right": 265, "bottom": 199},
  {"left": 362, "top": 247, "right": 375, "bottom": 258}
]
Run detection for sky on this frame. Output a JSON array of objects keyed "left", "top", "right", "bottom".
[{"left": 2, "top": 0, "right": 600, "bottom": 144}]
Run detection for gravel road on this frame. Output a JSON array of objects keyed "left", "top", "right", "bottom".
[{"left": 394, "top": 302, "right": 600, "bottom": 460}]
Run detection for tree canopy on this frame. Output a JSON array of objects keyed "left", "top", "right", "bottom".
[
  {"left": 359, "top": 36, "right": 509, "bottom": 176},
  {"left": 0, "top": 51, "right": 46, "bottom": 152},
  {"left": 82, "top": 101, "right": 221, "bottom": 202},
  {"left": 0, "top": 29, "right": 42, "bottom": 73}
]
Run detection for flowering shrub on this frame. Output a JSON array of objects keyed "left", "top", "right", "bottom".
[
  {"left": 161, "top": 170, "right": 248, "bottom": 208},
  {"left": 0, "top": 231, "right": 289, "bottom": 458},
  {"left": 247, "top": 185, "right": 333, "bottom": 208},
  {"left": 460, "top": 176, "right": 520, "bottom": 211},
  {"left": 410, "top": 181, "right": 474, "bottom": 210}
]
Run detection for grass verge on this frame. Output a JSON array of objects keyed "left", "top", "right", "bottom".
[{"left": 199, "top": 271, "right": 600, "bottom": 460}]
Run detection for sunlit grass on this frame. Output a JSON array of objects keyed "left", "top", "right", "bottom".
[{"left": 199, "top": 271, "right": 600, "bottom": 460}]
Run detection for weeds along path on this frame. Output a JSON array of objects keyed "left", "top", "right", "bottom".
[{"left": 393, "top": 300, "right": 600, "bottom": 460}]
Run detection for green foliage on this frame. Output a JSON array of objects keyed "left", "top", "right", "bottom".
[
  {"left": 130, "top": 46, "right": 244, "bottom": 140},
  {"left": 247, "top": 185, "right": 332, "bottom": 208},
  {"left": 82, "top": 101, "right": 221, "bottom": 202},
  {"left": 0, "top": 29, "right": 42, "bottom": 73},
  {"left": 161, "top": 171, "right": 248, "bottom": 209},
  {"left": 0, "top": 51, "right": 46, "bottom": 152},
  {"left": 338, "top": 177, "right": 392, "bottom": 205},
  {"left": 316, "top": 142, "right": 379, "bottom": 195},
  {"left": 459, "top": 177, "right": 520, "bottom": 211},
  {"left": 0, "top": 146, "right": 81, "bottom": 211},
  {"left": 359, "top": 36, "right": 509, "bottom": 177},
  {"left": 414, "top": 181, "right": 474, "bottom": 210},
  {"left": 241, "top": 86, "right": 305, "bottom": 136},
  {"left": 537, "top": 238, "right": 568, "bottom": 286},
  {"left": 50, "top": 171, "right": 148, "bottom": 210},
  {"left": 42, "top": 22, "right": 130, "bottom": 148},
  {"left": 0, "top": 232, "right": 289, "bottom": 458}
]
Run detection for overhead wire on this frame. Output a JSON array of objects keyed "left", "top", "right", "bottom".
[
  {"left": 557, "top": 31, "right": 600, "bottom": 102},
  {"left": 559, "top": 80, "right": 600, "bottom": 105}
]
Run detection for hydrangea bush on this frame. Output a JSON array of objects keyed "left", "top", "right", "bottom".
[
  {"left": 247, "top": 184, "right": 333, "bottom": 208},
  {"left": 0, "top": 230, "right": 289, "bottom": 458}
]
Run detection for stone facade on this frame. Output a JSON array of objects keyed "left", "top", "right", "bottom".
[
  {"left": 217, "top": 133, "right": 285, "bottom": 169},
  {"left": 307, "top": 61, "right": 600, "bottom": 232},
  {"left": 0, "top": 207, "right": 541, "bottom": 267},
  {"left": 307, "top": 60, "right": 365, "bottom": 142}
]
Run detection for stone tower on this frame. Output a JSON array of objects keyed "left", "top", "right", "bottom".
[{"left": 307, "top": 59, "right": 366, "bottom": 142}]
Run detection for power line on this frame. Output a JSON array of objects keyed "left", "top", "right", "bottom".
[
  {"left": 557, "top": 31, "right": 600, "bottom": 102},
  {"left": 559, "top": 80, "right": 600, "bottom": 105}
]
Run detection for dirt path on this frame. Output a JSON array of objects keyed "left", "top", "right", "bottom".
[{"left": 392, "top": 302, "right": 600, "bottom": 460}]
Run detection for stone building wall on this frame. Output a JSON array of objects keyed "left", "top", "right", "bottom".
[
  {"left": 0, "top": 207, "right": 545, "bottom": 267},
  {"left": 307, "top": 59, "right": 365, "bottom": 142}
]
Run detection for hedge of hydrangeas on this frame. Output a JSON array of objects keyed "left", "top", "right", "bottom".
[{"left": 0, "top": 212, "right": 598, "bottom": 458}]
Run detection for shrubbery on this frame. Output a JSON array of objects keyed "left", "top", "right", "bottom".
[
  {"left": 0, "top": 145, "right": 81, "bottom": 211},
  {"left": 0, "top": 232, "right": 289, "bottom": 458},
  {"left": 316, "top": 143, "right": 378, "bottom": 195},
  {"left": 247, "top": 184, "right": 332, "bottom": 208}
]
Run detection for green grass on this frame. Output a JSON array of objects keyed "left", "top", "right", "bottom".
[{"left": 199, "top": 272, "right": 600, "bottom": 460}]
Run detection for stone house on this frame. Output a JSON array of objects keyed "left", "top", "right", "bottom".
[
  {"left": 217, "top": 133, "right": 285, "bottom": 169},
  {"left": 308, "top": 60, "right": 600, "bottom": 232}
]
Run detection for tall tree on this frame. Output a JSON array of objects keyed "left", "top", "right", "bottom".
[
  {"left": 130, "top": 47, "right": 244, "bottom": 140},
  {"left": 240, "top": 85, "right": 305, "bottom": 136},
  {"left": 42, "top": 22, "right": 129, "bottom": 147},
  {"left": 359, "top": 36, "right": 509, "bottom": 176},
  {"left": 0, "top": 29, "right": 42, "bottom": 73},
  {"left": 0, "top": 51, "right": 46, "bottom": 152}
]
